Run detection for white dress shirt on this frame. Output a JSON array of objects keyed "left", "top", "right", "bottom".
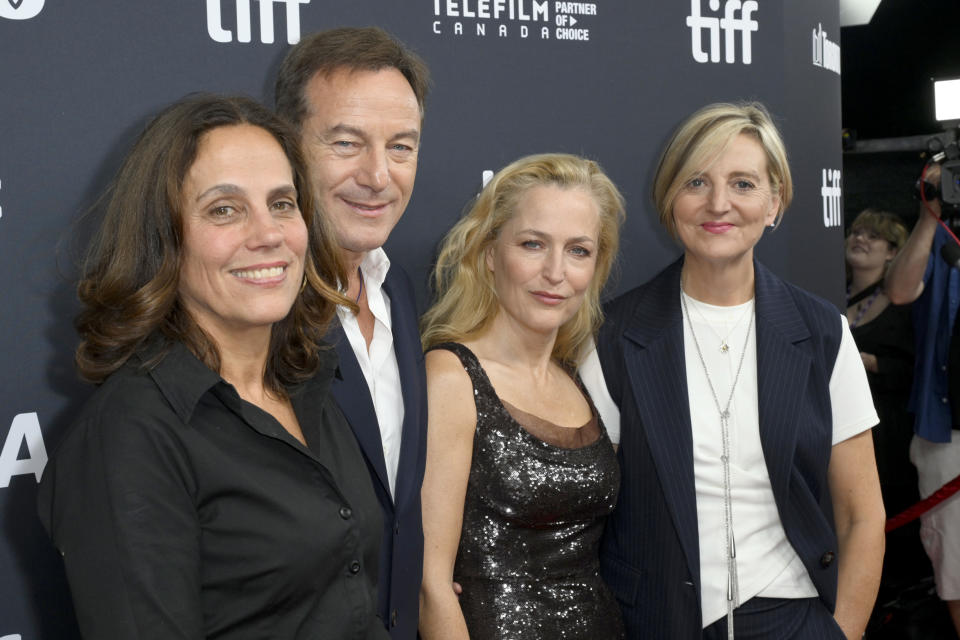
[{"left": 336, "top": 248, "right": 405, "bottom": 498}]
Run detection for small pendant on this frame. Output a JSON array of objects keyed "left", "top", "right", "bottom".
[{"left": 720, "top": 342, "right": 729, "bottom": 353}]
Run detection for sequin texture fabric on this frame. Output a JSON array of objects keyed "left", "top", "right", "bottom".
[{"left": 435, "top": 343, "right": 625, "bottom": 639}]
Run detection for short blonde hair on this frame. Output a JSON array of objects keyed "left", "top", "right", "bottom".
[
  {"left": 421, "top": 153, "right": 625, "bottom": 367},
  {"left": 652, "top": 102, "right": 793, "bottom": 238}
]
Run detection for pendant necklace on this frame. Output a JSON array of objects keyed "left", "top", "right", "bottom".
[
  {"left": 846, "top": 282, "right": 881, "bottom": 329},
  {"left": 684, "top": 294, "right": 753, "bottom": 354},
  {"left": 680, "top": 287, "right": 755, "bottom": 640},
  {"left": 355, "top": 266, "right": 364, "bottom": 303}
]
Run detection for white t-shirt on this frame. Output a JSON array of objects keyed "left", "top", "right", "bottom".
[
  {"left": 579, "top": 296, "right": 878, "bottom": 626},
  {"left": 681, "top": 294, "right": 876, "bottom": 625}
]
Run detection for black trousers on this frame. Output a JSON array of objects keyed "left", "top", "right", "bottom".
[{"left": 703, "top": 597, "right": 846, "bottom": 639}]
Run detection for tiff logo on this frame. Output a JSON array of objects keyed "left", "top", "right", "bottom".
[
  {"left": 821, "top": 168, "right": 842, "bottom": 228},
  {"left": 812, "top": 23, "right": 840, "bottom": 75},
  {"left": 0, "top": 0, "right": 44, "bottom": 20},
  {"left": 686, "top": 0, "right": 759, "bottom": 64},
  {"left": 207, "top": 0, "right": 309, "bottom": 45}
]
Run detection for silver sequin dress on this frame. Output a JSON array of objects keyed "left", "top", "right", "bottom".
[{"left": 435, "top": 343, "right": 625, "bottom": 640}]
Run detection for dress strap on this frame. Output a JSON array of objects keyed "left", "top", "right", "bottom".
[
  {"left": 427, "top": 342, "right": 499, "bottom": 406},
  {"left": 429, "top": 342, "right": 612, "bottom": 448},
  {"left": 427, "top": 341, "right": 475, "bottom": 365},
  {"left": 574, "top": 372, "right": 612, "bottom": 441}
]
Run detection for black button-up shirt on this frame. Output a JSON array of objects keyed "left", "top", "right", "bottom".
[{"left": 38, "top": 342, "right": 387, "bottom": 640}]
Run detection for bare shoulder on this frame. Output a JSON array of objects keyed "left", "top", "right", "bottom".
[
  {"left": 425, "top": 347, "right": 469, "bottom": 382},
  {"left": 425, "top": 348, "right": 477, "bottom": 432}
]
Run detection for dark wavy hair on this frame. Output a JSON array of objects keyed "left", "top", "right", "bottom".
[
  {"left": 275, "top": 25, "right": 431, "bottom": 129},
  {"left": 75, "top": 94, "right": 353, "bottom": 392}
]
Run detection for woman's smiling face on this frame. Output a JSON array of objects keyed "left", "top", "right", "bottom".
[
  {"left": 672, "top": 133, "right": 780, "bottom": 268},
  {"left": 177, "top": 124, "right": 308, "bottom": 342}
]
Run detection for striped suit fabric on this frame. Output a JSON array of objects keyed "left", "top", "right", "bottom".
[{"left": 596, "top": 258, "right": 843, "bottom": 639}]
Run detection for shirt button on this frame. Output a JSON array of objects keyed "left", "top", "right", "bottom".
[
  {"left": 820, "top": 551, "right": 835, "bottom": 568},
  {"left": 943, "top": 397, "right": 950, "bottom": 404},
  {"left": 339, "top": 506, "right": 352, "bottom": 520},
  {"left": 349, "top": 560, "right": 361, "bottom": 575},
  {"left": 394, "top": 521, "right": 400, "bottom": 535},
  {"left": 943, "top": 365, "right": 949, "bottom": 372},
  {"left": 391, "top": 609, "right": 399, "bottom": 627}
]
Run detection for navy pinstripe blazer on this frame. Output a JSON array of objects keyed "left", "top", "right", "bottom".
[
  {"left": 596, "top": 258, "right": 842, "bottom": 638},
  {"left": 328, "top": 264, "right": 428, "bottom": 640}
]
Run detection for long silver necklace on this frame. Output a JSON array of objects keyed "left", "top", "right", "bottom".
[
  {"left": 684, "top": 295, "right": 753, "bottom": 354},
  {"left": 680, "top": 288, "right": 754, "bottom": 640}
]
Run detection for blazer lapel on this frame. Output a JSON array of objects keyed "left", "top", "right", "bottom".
[
  {"left": 753, "top": 261, "right": 813, "bottom": 507},
  {"left": 382, "top": 271, "right": 423, "bottom": 510},
  {"left": 328, "top": 321, "right": 393, "bottom": 498},
  {"left": 621, "top": 259, "right": 701, "bottom": 588}
]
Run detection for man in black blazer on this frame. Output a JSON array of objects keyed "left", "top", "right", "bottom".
[{"left": 275, "top": 27, "right": 430, "bottom": 639}]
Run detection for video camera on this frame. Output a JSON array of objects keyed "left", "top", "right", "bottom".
[
  {"left": 927, "top": 136, "right": 960, "bottom": 267},
  {"left": 919, "top": 134, "right": 960, "bottom": 208},
  {"left": 943, "top": 156, "right": 960, "bottom": 205},
  {"left": 933, "top": 78, "right": 960, "bottom": 205}
]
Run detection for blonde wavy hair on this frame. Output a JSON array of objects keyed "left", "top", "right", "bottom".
[
  {"left": 421, "top": 153, "right": 625, "bottom": 367},
  {"left": 652, "top": 101, "right": 793, "bottom": 239}
]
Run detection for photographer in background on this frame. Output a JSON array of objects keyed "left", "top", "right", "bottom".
[{"left": 886, "top": 160, "right": 960, "bottom": 636}]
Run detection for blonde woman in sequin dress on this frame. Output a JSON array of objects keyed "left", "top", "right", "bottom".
[{"left": 418, "top": 153, "right": 626, "bottom": 639}]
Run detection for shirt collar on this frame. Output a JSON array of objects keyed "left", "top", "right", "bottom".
[
  {"left": 143, "top": 341, "right": 222, "bottom": 424},
  {"left": 142, "top": 340, "right": 340, "bottom": 424},
  {"left": 337, "top": 247, "right": 392, "bottom": 321},
  {"left": 358, "top": 247, "right": 391, "bottom": 291}
]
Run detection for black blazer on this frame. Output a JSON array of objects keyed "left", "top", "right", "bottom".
[
  {"left": 596, "top": 259, "right": 843, "bottom": 639},
  {"left": 329, "top": 264, "right": 428, "bottom": 640}
]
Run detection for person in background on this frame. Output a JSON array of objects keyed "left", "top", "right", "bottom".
[
  {"left": 37, "top": 94, "right": 387, "bottom": 639},
  {"left": 275, "top": 26, "right": 430, "bottom": 638},
  {"left": 885, "top": 163, "right": 960, "bottom": 636},
  {"left": 582, "top": 102, "right": 885, "bottom": 639},
  {"left": 419, "top": 153, "right": 626, "bottom": 639},
  {"left": 844, "top": 209, "right": 922, "bottom": 594}
]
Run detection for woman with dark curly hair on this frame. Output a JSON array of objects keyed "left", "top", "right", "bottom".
[{"left": 38, "top": 94, "right": 388, "bottom": 640}]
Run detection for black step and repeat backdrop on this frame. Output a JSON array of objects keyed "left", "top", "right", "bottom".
[{"left": 1, "top": 1, "right": 844, "bottom": 637}]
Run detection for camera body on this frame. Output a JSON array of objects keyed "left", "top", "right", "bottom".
[
  {"left": 942, "top": 160, "right": 960, "bottom": 205},
  {"left": 919, "top": 133, "right": 960, "bottom": 210}
]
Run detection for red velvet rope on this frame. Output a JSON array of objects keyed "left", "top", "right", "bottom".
[{"left": 885, "top": 473, "right": 960, "bottom": 532}]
